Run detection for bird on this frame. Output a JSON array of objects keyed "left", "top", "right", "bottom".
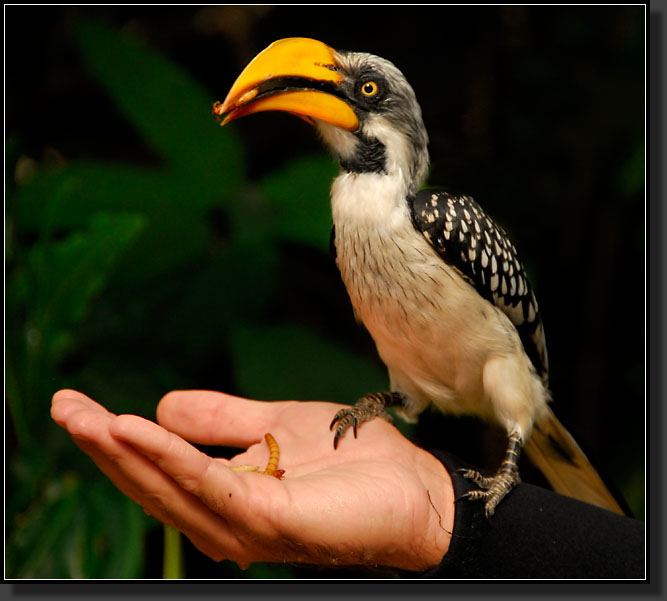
[{"left": 213, "top": 37, "right": 624, "bottom": 517}]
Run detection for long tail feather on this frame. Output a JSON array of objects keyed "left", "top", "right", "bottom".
[{"left": 524, "top": 406, "right": 625, "bottom": 515}]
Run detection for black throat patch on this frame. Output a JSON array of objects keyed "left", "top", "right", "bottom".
[{"left": 340, "top": 135, "right": 386, "bottom": 175}]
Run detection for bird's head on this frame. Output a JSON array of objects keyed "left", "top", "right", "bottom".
[{"left": 214, "top": 38, "right": 429, "bottom": 197}]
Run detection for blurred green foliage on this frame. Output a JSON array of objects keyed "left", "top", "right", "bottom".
[{"left": 6, "top": 18, "right": 386, "bottom": 578}]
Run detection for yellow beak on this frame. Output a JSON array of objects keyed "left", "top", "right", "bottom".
[{"left": 213, "top": 37, "right": 359, "bottom": 131}]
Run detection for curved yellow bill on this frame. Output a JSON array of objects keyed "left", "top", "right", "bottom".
[{"left": 214, "top": 37, "right": 359, "bottom": 131}]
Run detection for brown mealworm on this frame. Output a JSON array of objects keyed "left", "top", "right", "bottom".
[
  {"left": 261, "top": 433, "right": 284, "bottom": 479},
  {"left": 230, "top": 433, "right": 284, "bottom": 479}
]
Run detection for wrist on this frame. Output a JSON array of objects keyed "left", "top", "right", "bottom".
[
  {"left": 420, "top": 448, "right": 455, "bottom": 568},
  {"left": 395, "top": 447, "right": 454, "bottom": 571}
]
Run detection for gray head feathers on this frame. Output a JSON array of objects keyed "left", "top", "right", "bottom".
[{"left": 315, "top": 50, "right": 430, "bottom": 196}]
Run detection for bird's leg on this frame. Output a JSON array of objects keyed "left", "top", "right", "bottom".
[
  {"left": 329, "top": 392, "right": 405, "bottom": 449},
  {"left": 458, "top": 430, "right": 523, "bottom": 518}
]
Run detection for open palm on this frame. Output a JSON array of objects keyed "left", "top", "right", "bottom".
[{"left": 51, "top": 389, "right": 453, "bottom": 572}]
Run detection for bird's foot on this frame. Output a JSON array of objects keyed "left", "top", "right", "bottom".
[
  {"left": 457, "top": 429, "right": 523, "bottom": 518},
  {"left": 457, "top": 468, "right": 521, "bottom": 518},
  {"left": 329, "top": 392, "right": 403, "bottom": 449}
]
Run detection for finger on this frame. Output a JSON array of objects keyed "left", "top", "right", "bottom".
[
  {"left": 54, "top": 399, "right": 164, "bottom": 512},
  {"left": 50, "top": 392, "right": 259, "bottom": 564},
  {"left": 110, "top": 413, "right": 295, "bottom": 562},
  {"left": 78, "top": 429, "right": 249, "bottom": 564},
  {"left": 156, "top": 390, "right": 289, "bottom": 447},
  {"left": 110, "top": 413, "right": 257, "bottom": 507},
  {"left": 51, "top": 392, "right": 149, "bottom": 495},
  {"left": 110, "top": 414, "right": 295, "bottom": 531},
  {"left": 87, "top": 413, "right": 254, "bottom": 561},
  {"left": 52, "top": 395, "right": 246, "bottom": 556},
  {"left": 51, "top": 389, "right": 114, "bottom": 426}
]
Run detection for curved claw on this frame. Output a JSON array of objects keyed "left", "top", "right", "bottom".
[
  {"left": 333, "top": 426, "right": 343, "bottom": 450},
  {"left": 329, "top": 393, "right": 399, "bottom": 450},
  {"left": 331, "top": 411, "right": 358, "bottom": 449},
  {"left": 456, "top": 468, "right": 495, "bottom": 489},
  {"left": 455, "top": 490, "right": 485, "bottom": 504}
]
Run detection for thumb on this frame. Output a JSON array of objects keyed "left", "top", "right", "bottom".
[{"left": 156, "top": 390, "right": 283, "bottom": 448}]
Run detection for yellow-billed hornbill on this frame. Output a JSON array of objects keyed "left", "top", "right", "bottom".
[{"left": 214, "top": 38, "right": 624, "bottom": 517}]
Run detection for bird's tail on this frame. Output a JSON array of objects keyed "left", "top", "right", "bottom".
[{"left": 524, "top": 405, "right": 625, "bottom": 515}]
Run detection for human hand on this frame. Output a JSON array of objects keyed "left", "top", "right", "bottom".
[{"left": 50, "top": 389, "right": 454, "bottom": 572}]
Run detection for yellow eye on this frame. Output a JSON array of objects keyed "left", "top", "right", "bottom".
[{"left": 360, "top": 81, "right": 379, "bottom": 97}]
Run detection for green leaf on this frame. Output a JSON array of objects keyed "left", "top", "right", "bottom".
[
  {"left": 25, "top": 211, "right": 145, "bottom": 355},
  {"left": 229, "top": 321, "right": 387, "bottom": 402},
  {"left": 6, "top": 211, "right": 145, "bottom": 446},
  {"left": 6, "top": 468, "right": 149, "bottom": 578},
  {"left": 87, "top": 481, "right": 147, "bottom": 578},
  {"left": 14, "top": 162, "right": 167, "bottom": 232},
  {"left": 12, "top": 161, "right": 235, "bottom": 284},
  {"left": 74, "top": 18, "right": 244, "bottom": 190},
  {"left": 259, "top": 155, "right": 338, "bottom": 252},
  {"left": 6, "top": 472, "right": 81, "bottom": 578}
]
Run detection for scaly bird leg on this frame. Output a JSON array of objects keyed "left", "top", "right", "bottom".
[
  {"left": 458, "top": 430, "right": 522, "bottom": 518},
  {"left": 329, "top": 392, "right": 405, "bottom": 449}
]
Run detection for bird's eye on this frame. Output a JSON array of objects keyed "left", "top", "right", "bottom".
[{"left": 360, "top": 81, "right": 380, "bottom": 97}]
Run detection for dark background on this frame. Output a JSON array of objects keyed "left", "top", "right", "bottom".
[{"left": 6, "top": 5, "right": 645, "bottom": 579}]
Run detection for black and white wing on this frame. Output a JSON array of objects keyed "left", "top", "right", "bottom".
[{"left": 410, "top": 189, "right": 549, "bottom": 383}]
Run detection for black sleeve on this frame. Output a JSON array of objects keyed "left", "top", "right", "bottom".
[{"left": 417, "top": 450, "right": 645, "bottom": 579}]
